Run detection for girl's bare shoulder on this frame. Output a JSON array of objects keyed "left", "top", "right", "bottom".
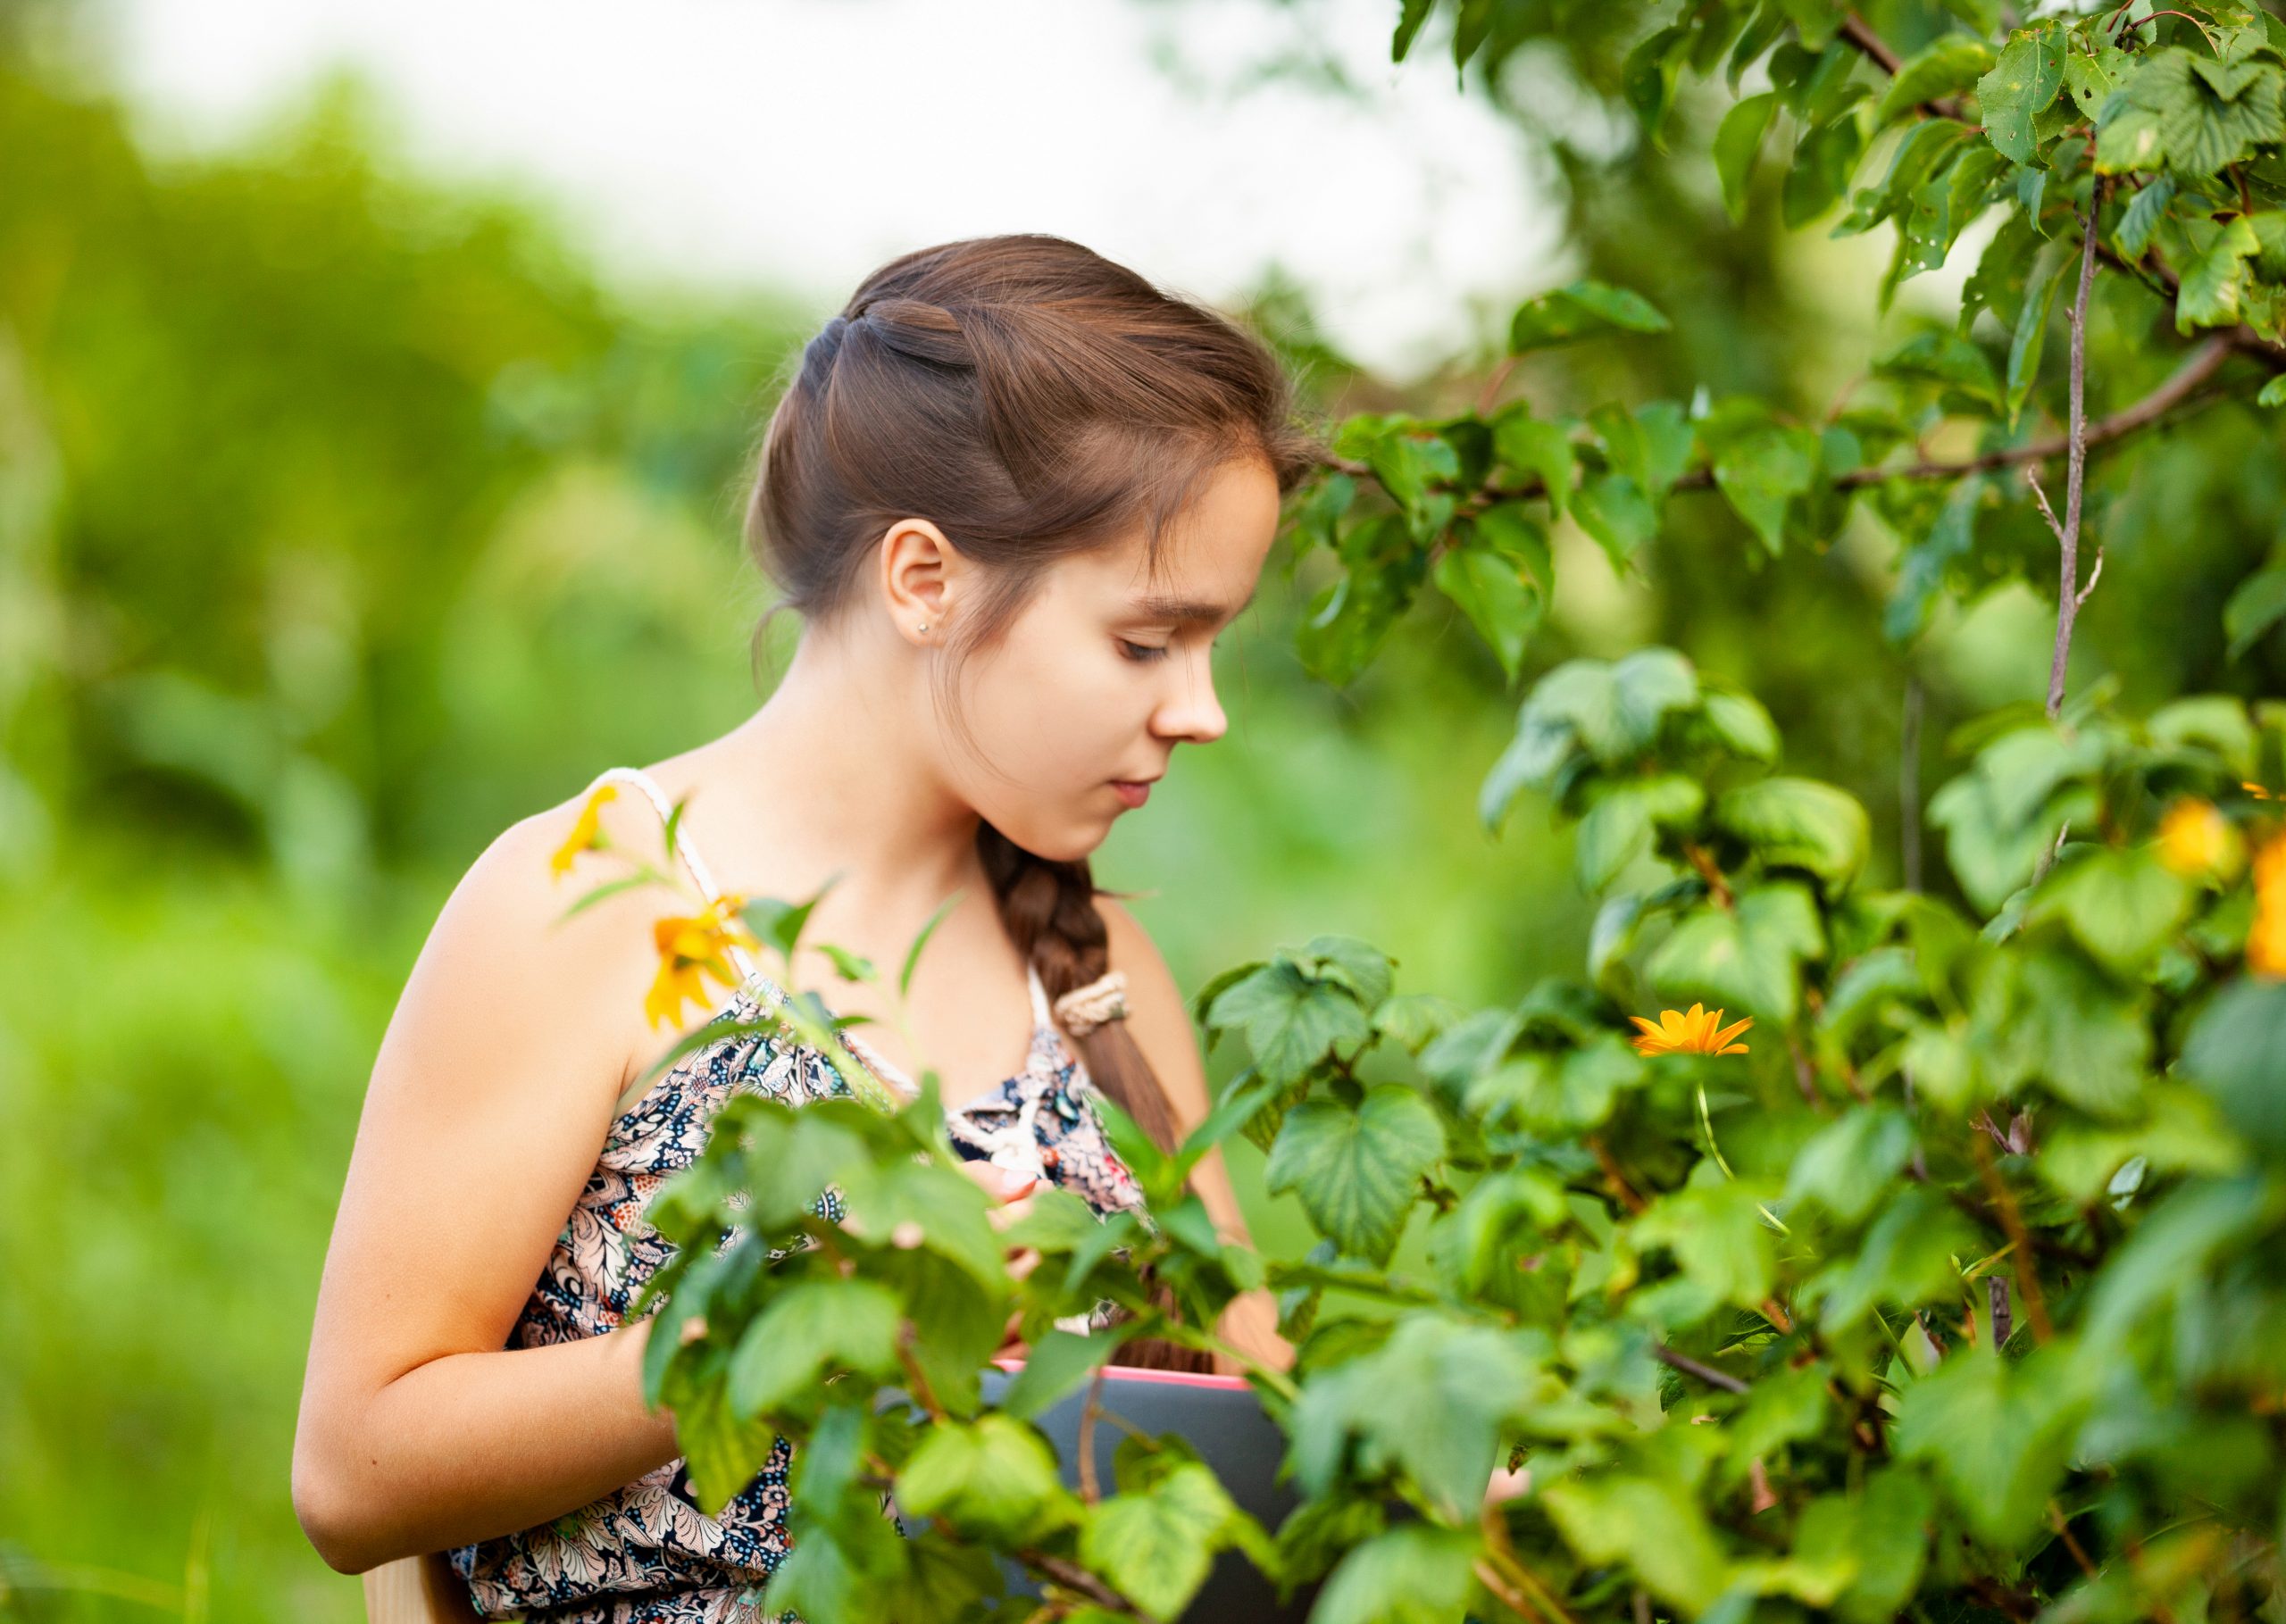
[{"left": 381, "top": 781, "right": 696, "bottom": 1111}]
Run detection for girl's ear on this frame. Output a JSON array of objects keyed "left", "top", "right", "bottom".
[{"left": 878, "top": 517, "right": 965, "bottom": 644}]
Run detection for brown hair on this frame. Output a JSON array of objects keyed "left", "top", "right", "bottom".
[{"left": 744, "top": 234, "right": 1317, "bottom": 1155}]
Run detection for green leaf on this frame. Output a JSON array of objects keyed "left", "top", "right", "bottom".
[
  {"left": 1264, "top": 1087, "right": 1445, "bottom": 1265},
  {"left": 1574, "top": 774, "right": 1706, "bottom": 893},
  {"left": 1715, "top": 92, "right": 1780, "bottom": 222},
  {"left": 1489, "top": 409, "right": 1577, "bottom": 516},
  {"left": 1805, "top": 1185, "right": 1974, "bottom": 1330},
  {"left": 2112, "top": 174, "right": 2175, "bottom": 259},
  {"left": 2177, "top": 215, "right": 2262, "bottom": 334},
  {"left": 1702, "top": 687, "right": 1781, "bottom": 761},
  {"left": 1875, "top": 37, "right": 1995, "bottom": 125},
  {"left": 997, "top": 1328, "right": 1125, "bottom": 1421},
  {"left": 1573, "top": 473, "right": 1660, "bottom": 570},
  {"left": 1080, "top": 1462, "right": 1234, "bottom": 1622},
  {"left": 2225, "top": 564, "right": 2286, "bottom": 658},
  {"left": 1206, "top": 957, "right": 1372, "bottom": 1086},
  {"left": 1786, "top": 112, "right": 1865, "bottom": 227},
  {"left": 1976, "top": 27, "right": 2065, "bottom": 164},
  {"left": 899, "top": 892, "right": 962, "bottom": 998},
  {"left": 670, "top": 1367, "right": 787, "bottom": 1516},
  {"left": 1875, "top": 328, "right": 2000, "bottom": 405},
  {"left": 1542, "top": 1474, "right": 1730, "bottom": 1614},
  {"left": 1714, "top": 776, "right": 1871, "bottom": 886},
  {"left": 1634, "top": 1178, "right": 1778, "bottom": 1312},
  {"left": 1703, "top": 412, "right": 1822, "bottom": 555},
  {"left": 1291, "top": 1314, "right": 1541, "bottom": 1521},
  {"left": 727, "top": 1278, "right": 903, "bottom": 1417},
  {"left": 1886, "top": 475, "right": 1982, "bottom": 643},
  {"left": 1786, "top": 1105, "right": 1915, "bottom": 1224},
  {"left": 2140, "top": 49, "right": 2286, "bottom": 179},
  {"left": 1894, "top": 1345, "right": 2087, "bottom": 1545},
  {"left": 1311, "top": 1526, "right": 1480, "bottom": 1624},
  {"left": 1432, "top": 517, "right": 1548, "bottom": 680},
  {"left": 894, "top": 1414, "right": 1072, "bottom": 1544},
  {"left": 1508, "top": 279, "right": 1671, "bottom": 354},
  {"left": 2182, "top": 979, "right": 2286, "bottom": 1158},
  {"left": 2040, "top": 845, "right": 2194, "bottom": 975},
  {"left": 1537, "top": 647, "right": 1700, "bottom": 769},
  {"left": 2006, "top": 248, "right": 2065, "bottom": 427},
  {"left": 1647, "top": 882, "right": 1825, "bottom": 1023}
]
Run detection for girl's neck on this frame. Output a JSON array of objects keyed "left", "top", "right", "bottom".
[{"left": 702, "top": 620, "right": 987, "bottom": 925}]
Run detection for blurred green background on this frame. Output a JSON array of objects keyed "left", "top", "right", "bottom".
[{"left": 2, "top": 3, "right": 2277, "bottom": 1617}]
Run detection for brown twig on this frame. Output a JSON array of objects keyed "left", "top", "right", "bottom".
[
  {"left": 1479, "top": 1504, "right": 1582, "bottom": 1624},
  {"left": 1077, "top": 1366, "right": 1105, "bottom": 1505},
  {"left": 1840, "top": 11, "right": 1967, "bottom": 119},
  {"left": 1586, "top": 1136, "right": 1648, "bottom": 1214},
  {"left": 2048, "top": 201, "right": 2103, "bottom": 720},
  {"left": 2049, "top": 1501, "right": 2102, "bottom": 1579},
  {"left": 1655, "top": 1342, "right": 1750, "bottom": 1395},
  {"left": 1969, "top": 1135, "right": 2054, "bottom": 1344},
  {"left": 1682, "top": 843, "right": 1735, "bottom": 909},
  {"left": 1014, "top": 1549, "right": 1139, "bottom": 1615}
]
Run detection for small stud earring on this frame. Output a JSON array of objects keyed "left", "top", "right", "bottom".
[{"left": 918, "top": 621, "right": 930, "bottom": 634}]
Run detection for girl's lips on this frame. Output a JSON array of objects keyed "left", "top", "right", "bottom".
[{"left": 1111, "top": 779, "right": 1151, "bottom": 809}]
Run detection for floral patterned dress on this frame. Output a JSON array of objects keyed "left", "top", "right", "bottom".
[{"left": 447, "top": 768, "right": 1143, "bottom": 1622}]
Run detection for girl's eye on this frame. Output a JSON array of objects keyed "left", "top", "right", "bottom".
[{"left": 1117, "top": 639, "right": 1171, "bottom": 664}]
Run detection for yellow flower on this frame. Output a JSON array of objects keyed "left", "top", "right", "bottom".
[
  {"left": 2250, "top": 835, "right": 2286, "bottom": 981},
  {"left": 2157, "top": 797, "right": 2242, "bottom": 880},
  {"left": 645, "top": 893, "right": 760, "bottom": 1029},
  {"left": 551, "top": 782, "right": 618, "bottom": 879},
  {"left": 1630, "top": 1004, "right": 1753, "bottom": 1056}
]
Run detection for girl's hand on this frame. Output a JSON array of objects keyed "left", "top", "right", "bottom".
[{"left": 955, "top": 1159, "right": 1043, "bottom": 1353}]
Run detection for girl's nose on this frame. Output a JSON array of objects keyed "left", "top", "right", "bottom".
[{"left": 1154, "top": 650, "right": 1228, "bottom": 745}]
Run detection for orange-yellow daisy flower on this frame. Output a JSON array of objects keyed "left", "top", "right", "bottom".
[
  {"left": 645, "top": 893, "right": 760, "bottom": 1029},
  {"left": 551, "top": 782, "right": 618, "bottom": 879},
  {"left": 2250, "top": 834, "right": 2286, "bottom": 981},
  {"left": 2157, "top": 797, "right": 2242, "bottom": 880},
  {"left": 1630, "top": 1004, "right": 1753, "bottom": 1056}
]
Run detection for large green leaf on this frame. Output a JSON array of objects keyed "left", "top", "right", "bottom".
[
  {"left": 1080, "top": 1461, "right": 1235, "bottom": 1621},
  {"left": 1290, "top": 1313, "right": 1540, "bottom": 1521},
  {"left": 1206, "top": 957, "right": 1372, "bottom": 1086},
  {"left": 1508, "top": 278, "right": 1671, "bottom": 353},
  {"left": 1489, "top": 409, "right": 1577, "bottom": 516},
  {"left": 1431, "top": 512, "right": 1548, "bottom": 681},
  {"left": 1714, "top": 92, "right": 1779, "bottom": 222},
  {"left": 1542, "top": 1473, "right": 1731, "bottom": 1613},
  {"left": 1264, "top": 1087, "right": 1446, "bottom": 1264},
  {"left": 1311, "top": 1525, "right": 1480, "bottom": 1624},
  {"left": 2182, "top": 979, "right": 2286, "bottom": 1158},
  {"left": 1786, "top": 1105, "right": 1916, "bottom": 1224},
  {"left": 894, "top": 1413, "right": 1073, "bottom": 1544},
  {"left": 1875, "top": 36, "right": 1996, "bottom": 124},
  {"left": 1647, "top": 882, "right": 1826, "bottom": 1023},
  {"left": 1714, "top": 776, "right": 1870, "bottom": 886},
  {"left": 2040, "top": 845, "right": 2194, "bottom": 976},
  {"left": 1975, "top": 26, "right": 2065, "bottom": 162},
  {"left": 726, "top": 1278, "right": 904, "bottom": 1418},
  {"left": 1574, "top": 774, "right": 1706, "bottom": 892},
  {"left": 1894, "top": 1344, "right": 2088, "bottom": 1545}
]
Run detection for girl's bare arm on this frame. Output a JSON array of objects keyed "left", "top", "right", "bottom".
[{"left": 293, "top": 801, "right": 687, "bottom": 1573}]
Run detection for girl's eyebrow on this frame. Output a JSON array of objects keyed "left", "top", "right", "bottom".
[{"left": 1130, "top": 584, "right": 1259, "bottom": 625}]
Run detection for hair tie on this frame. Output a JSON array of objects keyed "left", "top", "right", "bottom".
[{"left": 1053, "top": 969, "right": 1130, "bottom": 1038}]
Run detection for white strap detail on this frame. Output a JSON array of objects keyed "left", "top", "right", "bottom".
[
  {"left": 1026, "top": 963, "right": 1055, "bottom": 1028},
  {"left": 584, "top": 766, "right": 759, "bottom": 981}
]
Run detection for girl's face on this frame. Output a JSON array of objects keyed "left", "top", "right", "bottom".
[{"left": 940, "top": 454, "right": 1284, "bottom": 862}]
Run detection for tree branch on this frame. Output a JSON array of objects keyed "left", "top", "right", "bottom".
[
  {"left": 1314, "top": 337, "right": 2236, "bottom": 509},
  {"left": 1840, "top": 12, "right": 1968, "bottom": 120},
  {"left": 1655, "top": 1342, "right": 1751, "bottom": 1395},
  {"left": 2047, "top": 201, "right": 2101, "bottom": 720}
]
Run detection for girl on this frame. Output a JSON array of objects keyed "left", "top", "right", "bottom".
[{"left": 292, "top": 233, "right": 1317, "bottom": 1621}]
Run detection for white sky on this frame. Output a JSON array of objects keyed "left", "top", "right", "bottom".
[{"left": 96, "top": 0, "right": 1568, "bottom": 379}]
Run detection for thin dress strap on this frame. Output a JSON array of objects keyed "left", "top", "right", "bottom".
[
  {"left": 1027, "top": 963, "right": 1055, "bottom": 1029},
  {"left": 585, "top": 766, "right": 760, "bottom": 983}
]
